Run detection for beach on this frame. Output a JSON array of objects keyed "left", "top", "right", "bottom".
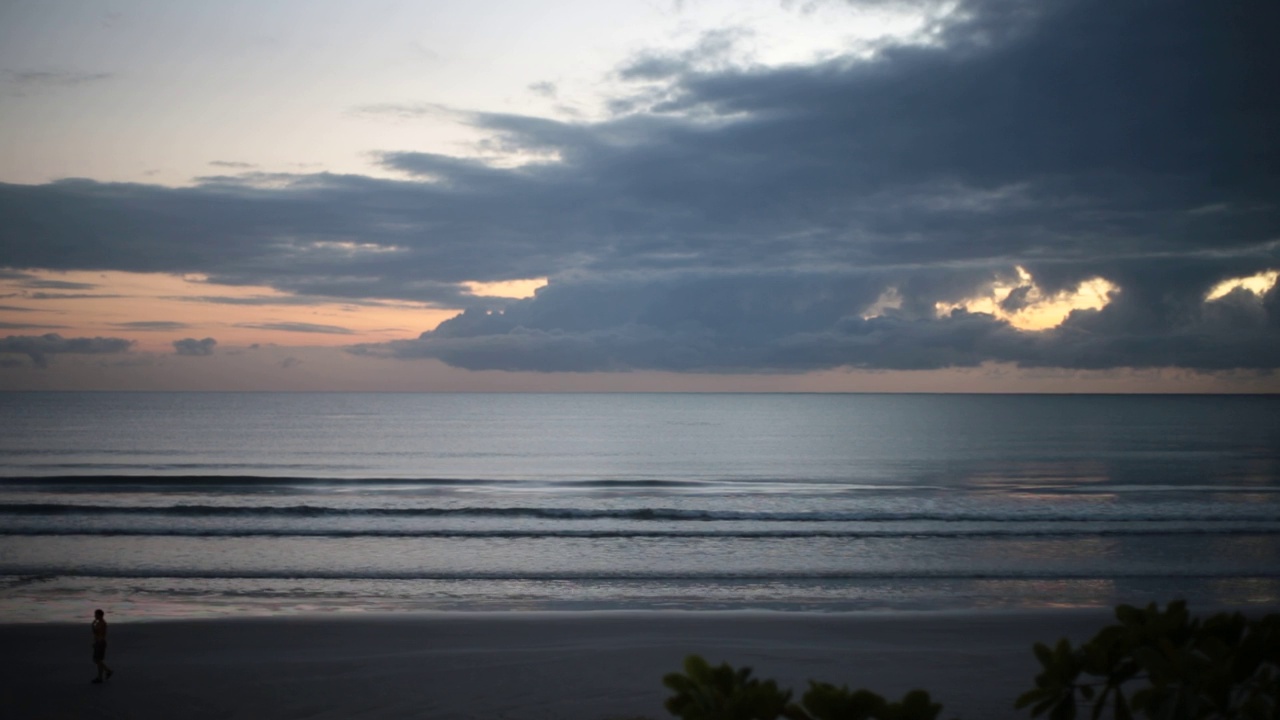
[
  {"left": 3, "top": 394, "right": 1278, "bottom": 718},
  {"left": 0, "top": 609, "right": 1121, "bottom": 720}
]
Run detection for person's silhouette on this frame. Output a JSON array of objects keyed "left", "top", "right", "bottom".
[{"left": 91, "top": 609, "right": 114, "bottom": 684}]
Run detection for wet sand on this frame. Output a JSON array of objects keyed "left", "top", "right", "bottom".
[{"left": 0, "top": 609, "right": 1116, "bottom": 719}]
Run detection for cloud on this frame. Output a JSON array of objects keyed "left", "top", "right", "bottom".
[
  {"left": 528, "top": 81, "right": 557, "bottom": 98},
  {"left": 0, "top": 305, "right": 37, "bottom": 312},
  {"left": 352, "top": 102, "right": 453, "bottom": 121},
  {"left": 187, "top": 280, "right": 472, "bottom": 308},
  {"left": 235, "top": 322, "right": 355, "bottom": 334},
  {"left": 0, "top": 322, "right": 68, "bottom": 330},
  {"left": 9, "top": 71, "right": 113, "bottom": 87},
  {"left": 208, "top": 161, "right": 258, "bottom": 169},
  {"left": 112, "top": 321, "right": 190, "bottom": 331},
  {"left": 3, "top": 0, "right": 1279, "bottom": 374},
  {"left": 173, "top": 294, "right": 340, "bottom": 306},
  {"left": 0, "top": 333, "right": 133, "bottom": 367},
  {"left": 5, "top": 70, "right": 113, "bottom": 91},
  {"left": 170, "top": 293, "right": 438, "bottom": 311},
  {"left": 172, "top": 337, "right": 217, "bottom": 356},
  {"left": 354, "top": 269, "right": 1280, "bottom": 372},
  {"left": 27, "top": 293, "right": 125, "bottom": 300},
  {"left": 20, "top": 279, "right": 97, "bottom": 290},
  {"left": 616, "top": 27, "right": 748, "bottom": 83}
]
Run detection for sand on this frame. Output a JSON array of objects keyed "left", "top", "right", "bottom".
[{"left": 0, "top": 609, "right": 1117, "bottom": 720}]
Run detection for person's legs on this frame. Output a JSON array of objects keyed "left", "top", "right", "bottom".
[{"left": 92, "top": 643, "right": 111, "bottom": 682}]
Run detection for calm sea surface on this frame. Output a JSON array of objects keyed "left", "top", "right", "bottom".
[{"left": 1, "top": 392, "right": 1278, "bottom": 621}]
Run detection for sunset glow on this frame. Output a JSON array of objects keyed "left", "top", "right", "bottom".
[
  {"left": 1206, "top": 271, "right": 1279, "bottom": 302},
  {"left": 934, "top": 268, "right": 1117, "bottom": 331},
  {"left": 2, "top": 0, "right": 1277, "bottom": 391},
  {"left": 0, "top": 270, "right": 451, "bottom": 351}
]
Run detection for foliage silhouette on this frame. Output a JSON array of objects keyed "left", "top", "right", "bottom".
[
  {"left": 663, "top": 655, "right": 940, "bottom": 720},
  {"left": 663, "top": 655, "right": 793, "bottom": 720},
  {"left": 787, "top": 682, "right": 942, "bottom": 720},
  {"left": 1016, "top": 601, "right": 1280, "bottom": 720},
  {"left": 661, "top": 603, "right": 1279, "bottom": 720}
]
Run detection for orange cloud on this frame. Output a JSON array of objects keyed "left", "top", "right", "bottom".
[{"left": 0, "top": 270, "right": 456, "bottom": 352}]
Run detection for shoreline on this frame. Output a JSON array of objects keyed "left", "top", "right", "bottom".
[
  {"left": 0, "top": 607, "right": 1142, "bottom": 719},
  {"left": 6, "top": 573, "right": 1277, "bottom": 626}
]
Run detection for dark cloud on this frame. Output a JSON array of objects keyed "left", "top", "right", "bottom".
[
  {"left": 0, "top": 321, "right": 68, "bottom": 330},
  {"left": 172, "top": 293, "right": 470, "bottom": 316},
  {"left": 20, "top": 279, "right": 97, "bottom": 290},
  {"left": 3, "top": 0, "right": 1279, "bottom": 373},
  {"left": 528, "top": 81, "right": 557, "bottom": 98},
  {"left": 27, "top": 293, "right": 125, "bottom": 300},
  {"left": 0, "top": 333, "right": 134, "bottom": 367},
  {"left": 113, "top": 321, "right": 190, "bottom": 331},
  {"left": 0, "top": 305, "right": 37, "bottom": 312},
  {"left": 617, "top": 55, "right": 691, "bottom": 82},
  {"left": 173, "top": 295, "right": 337, "bottom": 306},
  {"left": 5, "top": 70, "right": 113, "bottom": 90},
  {"left": 617, "top": 27, "right": 748, "bottom": 84},
  {"left": 208, "top": 161, "right": 257, "bottom": 169},
  {"left": 236, "top": 322, "right": 355, "bottom": 335},
  {"left": 353, "top": 102, "right": 451, "bottom": 121},
  {"left": 356, "top": 269, "right": 1280, "bottom": 372},
  {"left": 172, "top": 337, "right": 217, "bottom": 356}
]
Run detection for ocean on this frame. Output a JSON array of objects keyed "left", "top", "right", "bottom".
[{"left": 1, "top": 392, "right": 1278, "bottom": 622}]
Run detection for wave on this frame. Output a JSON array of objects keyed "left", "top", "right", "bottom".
[
  {"left": 4, "top": 568, "right": 1279, "bottom": 582},
  {"left": 2, "top": 527, "right": 1278, "bottom": 539},
  {"left": 0, "top": 474, "right": 511, "bottom": 486},
  {"left": 4, "top": 474, "right": 1278, "bottom": 494},
  {"left": 3, "top": 502, "right": 1280, "bottom": 524},
  {"left": 0, "top": 475, "right": 726, "bottom": 490}
]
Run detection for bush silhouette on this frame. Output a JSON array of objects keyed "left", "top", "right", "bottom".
[
  {"left": 663, "top": 655, "right": 792, "bottom": 720},
  {"left": 662, "top": 602, "right": 1280, "bottom": 720},
  {"left": 788, "top": 682, "right": 942, "bottom": 720},
  {"left": 663, "top": 655, "right": 940, "bottom": 720},
  {"left": 1017, "top": 601, "right": 1280, "bottom": 720}
]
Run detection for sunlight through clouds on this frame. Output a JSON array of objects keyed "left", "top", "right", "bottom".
[
  {"left": 2, "top": 0, "right": 1278, "bottom": 390},
  {"left": 935, "top": 267, "right": 1117, "bottom": 331},
  {"left": 0, "top": 270, "right": 451, "bottom": 352},
  {"left": 1206, "top": 270, "right": 1279, "bottom": 301},
  {"left": 464, "top": 277, "right": 548, "bottom": 299}
]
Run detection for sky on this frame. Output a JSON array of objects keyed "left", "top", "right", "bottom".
[{"left": 1, "top": 0, "right": 1278, "bottom": 392}]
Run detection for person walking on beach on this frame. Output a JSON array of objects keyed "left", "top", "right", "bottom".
[{"left": 91, "top": 609, "right": 113, "bottom": 684}]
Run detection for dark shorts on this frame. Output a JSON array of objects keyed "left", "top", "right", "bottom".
[{"left": 93, "top": 641, "right": 106, "bottom": 662}]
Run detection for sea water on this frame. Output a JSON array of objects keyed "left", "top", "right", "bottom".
[{"left": 1, "top": 392, "right": 1278, "bottom": 621}]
